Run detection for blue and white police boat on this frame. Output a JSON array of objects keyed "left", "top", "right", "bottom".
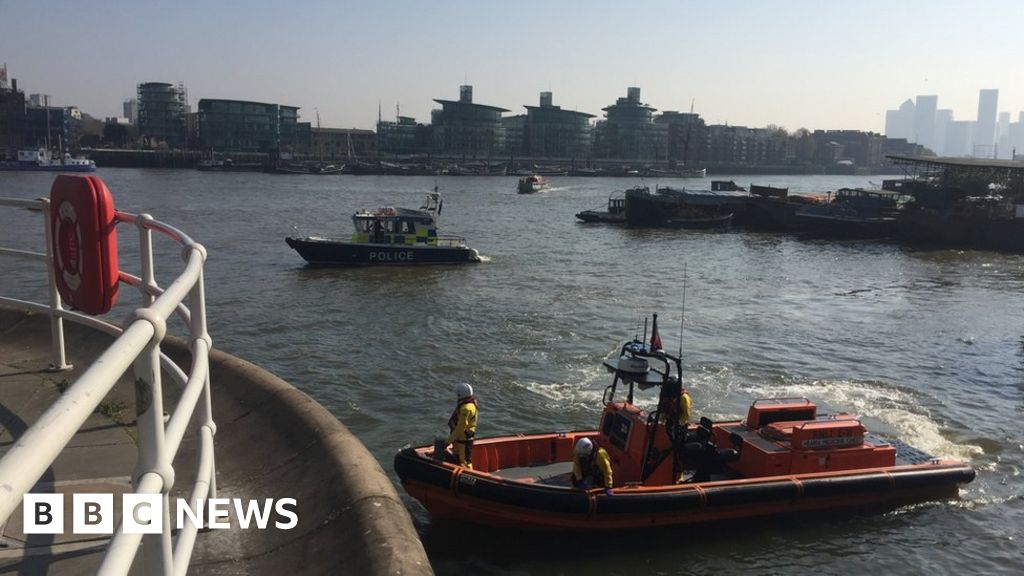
[{"left": 285, "top": 189, "right": 481, "bottom": 266}]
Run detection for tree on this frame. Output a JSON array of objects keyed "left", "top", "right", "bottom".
[
  {"left": 103, "top": 122, "right": 137, "bottom": 148},
  {"left": 793, "top": 128, "right": 816, "bottom": 163}
]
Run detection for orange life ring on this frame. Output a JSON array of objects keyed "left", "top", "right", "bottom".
[{"left": 50, "top": 175, "right": 119, "bottom": 315}]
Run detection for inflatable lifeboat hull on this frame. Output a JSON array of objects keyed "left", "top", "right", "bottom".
[{"left": 394, "top": 431, "right": 975, "bottom": 531}]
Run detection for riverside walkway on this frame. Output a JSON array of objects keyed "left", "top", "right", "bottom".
[{"left": 0, "top": 307, "right": 432, "bottom": 575}]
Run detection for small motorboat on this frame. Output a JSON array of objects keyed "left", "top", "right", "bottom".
[
  {"left": 0, "top": 148, "right": 96, "bottom": 172},
  {"left": 576, "top": 191, "right": 626, "bottom": 223},
  {"left": 394, "top": 316, "right": 975, "bottom": 530},
  {"left": 517, "top": 174, "right": 548, "bottom": 194},
  {"left": 285, "top": 188, "right": 481, "bottom": 266}
]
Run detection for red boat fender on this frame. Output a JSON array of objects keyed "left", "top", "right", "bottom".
[{"left": 49, "top": 175, "right": 119, "bottom": 315}]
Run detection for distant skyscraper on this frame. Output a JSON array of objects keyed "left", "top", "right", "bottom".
[
  {"left": 28, "top": 94, "right": 51, "bottom": 107},
  {"left": 943, "top": 121, "right": 973, "bottom": 157},
  {"left": 1011, "top": 113, "right": 1024, "bottom": 159},
  {"left": 996, "top": 111, "right": 1011, "bottom": 159},
  {"left": 884, "top": 99, "right": 915, "bottom": 140},
  {"left": 975, "top": 89, "right": 998, "bottom": 157},
  {"left": 913, "top": 95, "right": 937, "bottom": 150},
  {"left": 933, "top": 109, "right": 953, "bottom": 156},
  {"left": 123, "top": 98, "right": 138, "bottom": 125}
]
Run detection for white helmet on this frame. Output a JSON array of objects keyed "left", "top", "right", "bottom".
[
  {"left": 574, "top": 437, "right": 594, "bottom": 458},
  {"left": 455, "top": 382, "right": 473, "bottom": 399}
]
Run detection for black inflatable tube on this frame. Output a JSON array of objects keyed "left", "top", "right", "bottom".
[
  {"left": 396, "top": 450, "right": 974, "bottom": 519},
  {"left": 394, "top": 448, "right": 453, "bottom": 489}
]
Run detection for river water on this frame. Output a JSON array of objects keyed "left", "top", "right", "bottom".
[{"left": 2, "top": 169, "right": 1022, "bottom": 575}]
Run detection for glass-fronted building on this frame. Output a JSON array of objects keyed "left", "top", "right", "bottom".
[
  {"left": 137, "top": 82, "right": 188, "bottom": 149},
  {"left": 198, "top": 99, "right": 310, "bottom": 153},
  {"left": 523, "top": 92, "right": 594, "bottom": 159},
  {"left": 431, "top": 85, "right": 508, "bottom": 158},
  {"left": 593, "top": 87, "right": 668, "bottom": 161},
  {"left": 377, "top": 116, "right": 430, "bottom": 156}
]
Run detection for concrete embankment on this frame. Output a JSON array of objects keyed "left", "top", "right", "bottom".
[{"left": 0, "top": 307, "right": 432, "bottom": 575}]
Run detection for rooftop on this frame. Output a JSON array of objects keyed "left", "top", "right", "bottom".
[{"left": 432, "top": 99, "right": 509, "bottom": 113}]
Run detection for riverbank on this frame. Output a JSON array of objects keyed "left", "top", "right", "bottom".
[{"left": 78, "top": 148, "right": 906, "bottom": 175}]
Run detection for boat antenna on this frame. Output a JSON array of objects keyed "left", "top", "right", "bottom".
[
  {"left": 642, "top": 316, "right": 648, "bottom": 349},
  {"left": 678, "top": 262, "right": 687, "bottom": 358}
]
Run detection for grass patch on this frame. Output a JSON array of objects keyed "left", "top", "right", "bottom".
[{"left": 97, "top": 400, "right": 129, "bottom": 423}]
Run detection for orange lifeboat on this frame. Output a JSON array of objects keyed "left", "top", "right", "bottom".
[{"left": 394, "top": 323, "right": 975, "bottom": 530}]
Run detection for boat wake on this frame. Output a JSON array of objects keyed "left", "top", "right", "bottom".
[{"left": 517, "top": 365, "right": 608, "bottom": 412}]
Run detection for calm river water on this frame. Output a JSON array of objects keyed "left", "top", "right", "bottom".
[{"left": 2, "top": 169, "right": 1022, "bottom": 575}]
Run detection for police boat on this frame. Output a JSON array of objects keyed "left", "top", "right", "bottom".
[
  {"left": 394, "top": 317, "right": 975, "bottom": 530},
  {"left": 286, "top": 189, "right": 481, "bottom": 266}
]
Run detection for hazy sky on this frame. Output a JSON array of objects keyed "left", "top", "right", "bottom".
[{"left": 2, "top": 0, "right": 1021, "bottom": 132}]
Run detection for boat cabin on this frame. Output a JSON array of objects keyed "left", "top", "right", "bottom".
[
  {"left": 833, "top": 188, "right": 898, "bottom": 210},
  {"left": 594, "top": 340, "right": 700, "bottom": 486},
  {"left": 18, "top": 149, "right": 49, "bottom": 163},
  {"left": 608, "top": 195, "right": 625, "bottom": 215},
  {"left": 351, "top": 193, "right": 444, "bottom": 246}
]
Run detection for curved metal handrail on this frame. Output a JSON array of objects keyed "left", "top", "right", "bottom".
[{"left": 0, "top": 195, "right": 217, "bottom": 576}]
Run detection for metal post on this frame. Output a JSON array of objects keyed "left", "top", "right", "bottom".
[
  {"left": 138, "top": 215, "right": 156, "bottom": 306},
  {"left": 41, "top": 198, "right": 71, "bottom": 371},
  {"left": 190, "top": 252, "right": 217, "bottom": 497},
  {"left": 132, "top": 315, "right": 173, "bottom": 576}
]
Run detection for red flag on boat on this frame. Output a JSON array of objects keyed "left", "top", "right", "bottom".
[{"left": 650, "top": 314, "right": 663, "bottom": 351}]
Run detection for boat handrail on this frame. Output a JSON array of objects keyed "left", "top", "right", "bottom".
[
  {"left": 749, "top": 397, "right": 813, "bottom": 407},
  {"left": 434, "top": 234, "right": 467, "bottom": 248},
  {"left": 0, "top": 195, "right": 216, "bottom": 576}
]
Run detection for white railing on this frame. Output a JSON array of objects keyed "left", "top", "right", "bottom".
[{"left": 0, "top": 196, "right": 217, "bottom": 576}]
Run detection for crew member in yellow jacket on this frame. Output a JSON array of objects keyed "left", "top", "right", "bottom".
[
  {"left": 679, "top": 387, "right": 692, "bottom": 427},
  {"left": 572, "top": 438, "right": 614, "bottom": 495},
  {"left": 447, "top": 382, "right": 478, "bottom": 468}
]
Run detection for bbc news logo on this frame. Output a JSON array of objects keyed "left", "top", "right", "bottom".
[{"left": 24, "top": 494, "right": 298, "bottom": 534}]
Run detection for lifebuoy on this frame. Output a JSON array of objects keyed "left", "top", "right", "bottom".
[{"left": 49, "top": 175, "right": 119, "bottom": 315}]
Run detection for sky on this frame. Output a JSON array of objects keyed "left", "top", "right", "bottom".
[{"left": 2, "top": 0, "right": 1022, "bottom": 133}]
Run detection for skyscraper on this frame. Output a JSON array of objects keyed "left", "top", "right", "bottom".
[
  {"left": 913, "top": 95, "right": 938, "bottom": 151},
  {"left": 997, "top": 111, "right": 1011, "bottom": 159},
  {"left": 884, "top": 99, "right": 915, "bottom": 140},
  {"left": 933, "top": 109, "right": 953, "bottom": 156},
  {"left": 943, "top": 121, "right": 973, "bottom": 157},
  {"left": 974, "top": 89, "right": 998, "bottom": 157}
]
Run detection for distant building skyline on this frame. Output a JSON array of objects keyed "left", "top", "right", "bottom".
[
  {"left": 885, "top": 88, "right": 1024, "bottom": 158},
  {"left": 2, "top": 1, "right": 1021, "bottom": 135}
]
